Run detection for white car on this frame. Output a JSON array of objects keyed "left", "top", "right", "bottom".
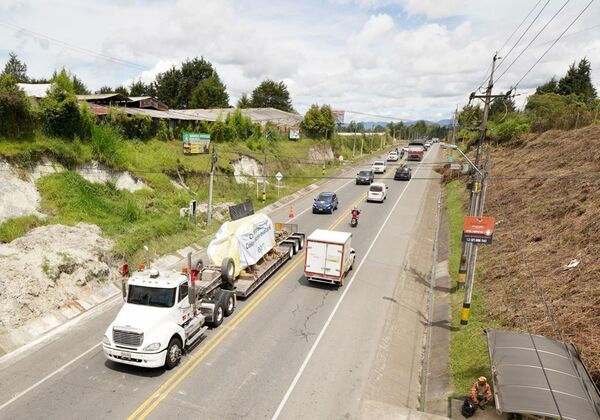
[
  {"left": 387, "top": 151, "right": 399, "bottom": 161},
  {"left": 371, "top": 160, "right": 387, "bottom": 173},
  {"left": 367, "top": 182, "right": 388, "bottom": 202}
]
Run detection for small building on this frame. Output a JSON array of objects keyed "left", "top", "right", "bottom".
[
  {"left": 127, "top": 96, "right": 168, "bottom": 111},
  {"left": 75, "top": 93, "right": 130, "bottom": 107}
]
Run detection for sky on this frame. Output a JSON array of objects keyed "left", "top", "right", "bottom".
[{"left": 1, "top": 0, "right": 600, "bottom": 122}]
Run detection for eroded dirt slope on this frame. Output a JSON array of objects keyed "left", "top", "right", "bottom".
[{"left": 481, "top": 125, "right": 600, "bottom": 382}]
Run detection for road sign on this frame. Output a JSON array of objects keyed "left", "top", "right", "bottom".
[
  {"left": 275, "top": 172, "right": 283, "bottom": 182},
  {"left": 462, "top": 216, "right": 496, "bottom": 244}
]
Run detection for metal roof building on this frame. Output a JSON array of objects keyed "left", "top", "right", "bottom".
[{"left": 487, "top": 330, "right": 600, "bottom": 420}]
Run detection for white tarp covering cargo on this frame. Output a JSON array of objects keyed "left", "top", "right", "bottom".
[{"left": 207, "top": 213, "right": 276, "bottom": 276}]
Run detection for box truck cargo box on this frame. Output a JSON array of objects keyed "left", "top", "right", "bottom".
[{"left": 303, "top": 229, "right": 355, "bottom": 287}]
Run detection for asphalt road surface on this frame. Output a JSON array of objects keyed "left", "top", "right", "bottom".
[{"left": 0, "top": 145, "right": 442, "bottom": 419}]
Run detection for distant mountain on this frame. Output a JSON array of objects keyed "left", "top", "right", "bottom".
[{"left": 340, "top": 119, "right": 453, "bottom": 129}]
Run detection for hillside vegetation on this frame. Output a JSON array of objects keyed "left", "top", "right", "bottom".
[{"left": 478, "top": 125, "right": 600, "bottom": 383}]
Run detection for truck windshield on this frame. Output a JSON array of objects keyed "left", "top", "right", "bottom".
[{"left": 127, "top": 285, "right": 176, "bottom": 308}]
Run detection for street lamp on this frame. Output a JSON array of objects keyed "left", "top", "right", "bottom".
[{"left": 440, "top": 143, "right": 483, "bottom": 177}]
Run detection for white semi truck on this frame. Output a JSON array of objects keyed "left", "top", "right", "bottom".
[
  {"left": 303, "top": 229, "right": 355, "bottom": 287},
  {"left": 102, "top": 216, "right": 304, "bottom": 369}
]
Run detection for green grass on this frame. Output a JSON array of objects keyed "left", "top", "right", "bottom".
[
  {"left": 446, "top": 180, "right": 501, "bottom": 395},
  {"left": 0, "top": 215, "right": 47, "bottom": 243},
  {"left": 0, "top": 133, "right": 390, "bottom": 261}
]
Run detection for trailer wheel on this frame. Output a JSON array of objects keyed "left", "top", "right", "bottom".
[
  {"left": 223, "top": 293, "right": 235, "bottom": 316},
  {"left": 165, "top": 337, "right": 182, "bottom": 369},
  {"left": 297, "top": 235, "right": 305, "bottom": 250},
  {"left": 286, "top": 245, "right": 293, "bottom": 259},
  {"left": 291, "top": 238, "right": 300, "bottom": 254},
  {"left": 209, "top": 301, "right": 225, "bottom": 328},
  {"left": 221, "top": 257, "right": 235, "bottom": 287}
]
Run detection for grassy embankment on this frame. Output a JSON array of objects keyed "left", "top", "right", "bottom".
[
  {"left": 445, "top": 180, "right": 501, "bottom": 395},
  {"left": 0, "top": 133, "right": 392, "bottom": 263}
]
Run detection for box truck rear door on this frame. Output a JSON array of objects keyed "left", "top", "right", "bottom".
[
  {"left": 324, "top": 243, "right": 343, "bottom": 278},
  {"left": 305, "top": 240, "right": 327, "bottom": 275}
]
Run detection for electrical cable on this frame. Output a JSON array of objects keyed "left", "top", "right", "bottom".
[
  {"left": 0, "top": 20, "right": 148, "bottom": 71},
  {"left": 475, "top": 0, "right": 545, "bottom": 91},
  {"left": 512, "top": 0, "right": 596, "bottom": 90},
  {"left": 495, "top": 0, "right": 573, "bottom": 86},
  {"left": 495, "top": 0, "right": 553, "bottom": 73}
]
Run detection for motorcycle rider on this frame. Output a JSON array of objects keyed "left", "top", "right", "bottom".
[{"left": 351, "top": 207, "right": 360, "bottom": 219}]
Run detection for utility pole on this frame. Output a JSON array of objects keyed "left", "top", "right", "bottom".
[
  {"left": 207, "top": 146, "right": 217, "bottom": 224},
  {"left": 451, "top": 106, "right": 458, "bottom": 145},
  {"left": 460, "top": 53, "right": 505, "bottom": 327},
  {"left": 263, "top": 137, "right": 268, "bottom": 202}
]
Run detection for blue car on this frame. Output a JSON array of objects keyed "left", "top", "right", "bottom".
[{"left": 312, "top": 192, "right": 339, "bottom": 214}]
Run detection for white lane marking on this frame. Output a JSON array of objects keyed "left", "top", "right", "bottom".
[
  {"left": 0, "top": 343, "right": 101, "bottom": 411},
  {"left": 271, "top": 152, "right": 431, "bottom": 419}
]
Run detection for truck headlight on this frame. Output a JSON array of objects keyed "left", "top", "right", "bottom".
[
  {"left": 144, "top": 342, "right": 161, "bottom": 352},
  {"left": 102, "top": 335, "right": 110, "bottom": 346}
]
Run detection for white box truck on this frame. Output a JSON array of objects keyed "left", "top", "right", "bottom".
[{"left": 303, "top": 229, "right": 355, "bottom": 287}]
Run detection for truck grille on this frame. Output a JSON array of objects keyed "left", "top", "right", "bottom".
[{"left": 113, "top": 328, "right": 143, "bottom": 347}]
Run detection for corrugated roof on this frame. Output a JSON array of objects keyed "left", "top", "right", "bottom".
[
  {"left": 76, "top": 93, "right": 130, "bottom": 101},
  {"left": 487, "top": 330, "right": 600, "bottom": 420},
  {"left": 17, "top": 83, "right": 51, "bottom": 98}
]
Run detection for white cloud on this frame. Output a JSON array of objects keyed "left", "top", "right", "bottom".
[{"left": 1, "top": 0, "right": 600, "bottom": 120}]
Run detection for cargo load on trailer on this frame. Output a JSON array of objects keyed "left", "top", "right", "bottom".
[
  {"left": 303, "top": 229, "right": 355, "bottom": 287},
  {"left": 207, "top": 213, "right": 276, "bottom": 277}
]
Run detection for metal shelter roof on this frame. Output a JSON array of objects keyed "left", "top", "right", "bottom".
[
  {"left": 17, "top": 83, "right": 52, "bottom": 98},
  {"left": 487, "top": 330, "right": 600, "bottom": 420}
]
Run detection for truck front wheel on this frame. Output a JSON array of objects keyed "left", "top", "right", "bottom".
[{"left": 165, "top": 337, "right": 182, "bottom": 369}]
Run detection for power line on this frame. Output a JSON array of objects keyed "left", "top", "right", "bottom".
[
  {"left": 0, "top": 20, "right": 148, "bottom": 71},
  {"left": 475, "top": 0, "right": 545, "bottom": 91},
  {"left": 495, "top": 0, "right": 553, "bottom": 73},
  {"left": 495, "top": 0, "right": 574, "bottom": 86},
  {"left": 512, "top": 0, "right": 596, "bottom": 89}
]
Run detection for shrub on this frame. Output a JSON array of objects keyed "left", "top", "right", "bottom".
[
  {"left": 107, "top": 108, "right": 153, "bottom": 140},
  {"left": 525, "top": 93, "right": 591, "bottom": 132},
  {"left": 91, "top": 123, "right": 124, "bottom": 167},
  {"left": 0, "top": 74, "right": 35, "bottom": 139},
  {"left": 490, "top": 114, "right": 530, "bottom": 143}
]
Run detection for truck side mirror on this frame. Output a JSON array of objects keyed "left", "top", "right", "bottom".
[
  {"left": 188, "top": 281, "right": 196, "bottom": 306},
  {"left": 121, "top": 278, "right": 127, "bottom": 301}
]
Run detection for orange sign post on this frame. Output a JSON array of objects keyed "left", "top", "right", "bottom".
[{"left": 462, "top": 216, "right": 496, "bottom": 244}]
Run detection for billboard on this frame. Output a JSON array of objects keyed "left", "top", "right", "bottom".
[
  {"left": 462, "top": 216, "right": 496, "bottom": 244},
  {"left": 332, "top": 110, "right": 345, "bottom": 125},
  {"left": 183, "top": 132, "right": 210, "bottom": 154}
]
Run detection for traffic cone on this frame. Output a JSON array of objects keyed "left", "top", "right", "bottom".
[{"left": 289, "top": 206, "right": 295, "bottom": 219}]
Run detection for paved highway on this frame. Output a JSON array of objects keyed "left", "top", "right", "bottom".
[{"left": 0, "top": 145, "right": 442, "bottom": 419}]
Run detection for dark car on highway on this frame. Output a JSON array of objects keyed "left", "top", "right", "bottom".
[
  {"left": 394, "top": 165, "right": 412, "bottom": 181},
  {"left": 312, "top": 192, "right": 339, "bottom": 214},
  {"left": 355, "top": 170, "right": 374, "bottom": 185}
]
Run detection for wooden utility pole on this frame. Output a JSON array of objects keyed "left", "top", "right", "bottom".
[
  {"left": 207, "top": 146, "right": 217, "bottom": 224},
  {"left": 460, "top": 53, "right": 499, "bottom": 327}
]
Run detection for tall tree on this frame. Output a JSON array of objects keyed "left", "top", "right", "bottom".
[
  {"left": 250, "top": 79, "right": 294, "bottom": 112},
  {"left": 536, "top": 77, "right": 558, "bottom": 95},
  {"left": 71, "top": 75, "right": 90, "bottom": 95},
  {"left": 129, "top": 79, "right": 150, "bottom": 96},
  {"left": 558, "top": 58, "right": 597, "bottom": 104},
  {"left": 155, "top": 66, "right": 182, "bottom": 108},
  {"left": 189, "top": 74, "right": 229, "bottom": 108},
  {"left": 0, "top": 74, "right": 35, "bottom": 138},
  {"left": 95, "top": 85, "right": 114, "bottom": 94},
  {"left": 237, "top": 93, "right": 251, "bottom": 108},
  {"left": 1, "top": 52, "right": 29, "bottom": 83},
  {"left": 178, "top": 57, "right": 216, "bottom": 107},
  {"left": 301, "top": 104, "right": 334, "bottom": 138}
]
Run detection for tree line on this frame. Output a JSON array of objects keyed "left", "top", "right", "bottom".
[
  {"left": 1, "top": 52, "right": 295, "bottom": 112},
  {"left": 457, "top": 57, "right": 600, "bottom": 144}
]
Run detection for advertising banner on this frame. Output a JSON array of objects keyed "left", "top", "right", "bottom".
[
  {"left": 462, "top": 216, "right": 496, "bottom": 244},
  {"left": 183, "top": 132, "right": 210, "bottom": 154}
]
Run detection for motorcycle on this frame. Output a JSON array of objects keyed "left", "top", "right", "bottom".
[{"left": 350, "top": 216, "right": 358, "bottom": 228}]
